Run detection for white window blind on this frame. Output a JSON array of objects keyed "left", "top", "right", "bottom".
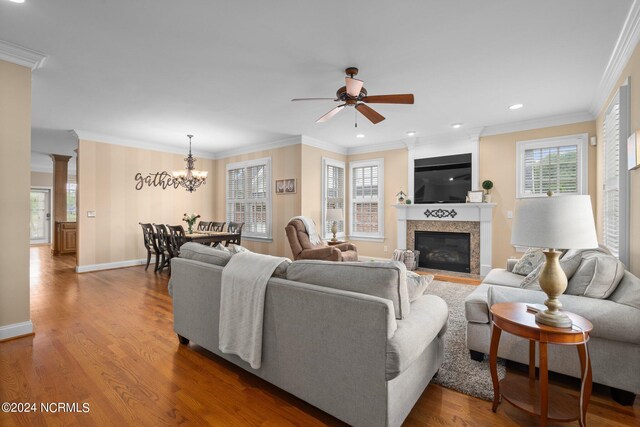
[
  {"left": 350, "top": 159, "right": 384, "bottom": 239},
  {"left": 603, "top": 101, "right": 620, "bottom": 258},
  {"left": 516, "top": 134, "right": 588, "bottom": 199},
  {"left": 226, "top": 158, "right": 271, "bottom": 239},
  {"left": 322, "top": 158, "right": 345, "bottom": 237}
]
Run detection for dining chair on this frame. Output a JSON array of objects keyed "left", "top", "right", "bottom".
[
  {"left": 211, "top": 221, "right": 225, "bottom": 232},
  {"left": 225, "top": 222, "right": 244, "bottom": 246},
  {"left": 153, "top": 224, "right": 172, "bottom": 274},
  {"left": 197, "top": 221, "right": 213, "bottom": 232},
  {"left": 168, "top": 225, "right": 186, "bottom": 255},
  {"left": 139, "top": 222, "right": 160, "bottom": 271}
]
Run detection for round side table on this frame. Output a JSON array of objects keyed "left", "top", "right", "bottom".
[{"left": 489, "top": 302, "right": 593, "bottom": 427}]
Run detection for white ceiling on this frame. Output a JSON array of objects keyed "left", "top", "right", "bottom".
[{"left": 0, "top": 0, "right": 633, "bottom": 156}]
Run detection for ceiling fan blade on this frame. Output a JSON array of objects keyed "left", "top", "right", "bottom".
[
  {"left": 316, "top": 104, "right": 346, "bottom": 123},
  {"left": 355, "top": 103, "right": 385, "bottom": 124},
  {"left": 291, "top": 98, "right": 336, "bottom": 101},
  {"left": 345, "top": 77, "right": 364, "bottom": 97},
  {"left": 361, "top": 94, "right": 414, "bottom": 104}
]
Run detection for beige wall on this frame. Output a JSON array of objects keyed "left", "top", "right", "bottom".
[
  {"left": 479, "top": 121, "right": 597, "bottom": 266},
  {"left": 0, "top": 60, "right": 31, "bottom": 331},
  {"left": 31, "top": 172, "right": 76, "bottom": 188},
  {"left": 347, "top": 148, "right": 409, "bottom": 258},
  {"left": 214, "top": 144, "right": 302, "bottom": 259},
  {"left": 77, "top": 139, "right": 216, "bottom": 268},
  {"left": 595, "top": 41, "right": 640, "bottom": 277}
]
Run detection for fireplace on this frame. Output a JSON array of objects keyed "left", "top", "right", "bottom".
[{"left": 415, "top": 231, "right": 471, "bottom": 273}]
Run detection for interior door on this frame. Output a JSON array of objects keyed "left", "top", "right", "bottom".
[{"left": 30, "top": 189, "right": 51, "bottom": 244}]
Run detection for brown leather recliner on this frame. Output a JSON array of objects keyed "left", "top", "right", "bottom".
[{"left": 285, "top": 218, "right": 358, "bottom": 261}]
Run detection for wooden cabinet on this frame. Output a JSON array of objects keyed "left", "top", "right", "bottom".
[{"left": 53, "top": 221, "right": 76, "bottom": 255}]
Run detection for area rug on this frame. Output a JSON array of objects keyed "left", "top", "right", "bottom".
[{"left": 424, "top": 280, "right": 505, "bottom": 401}]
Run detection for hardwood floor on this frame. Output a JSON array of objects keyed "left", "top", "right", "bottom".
[{"left": 1, "top": 246, "right": 637, "bottom": 426}]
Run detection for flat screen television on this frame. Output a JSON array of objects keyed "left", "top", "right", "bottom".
[{"left": 414, "top": 154, "right": 471, "bottom": 203}]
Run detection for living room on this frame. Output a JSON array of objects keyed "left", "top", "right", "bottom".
[{"left": 1, "top": 1, "right": 639, "bottom": 426}]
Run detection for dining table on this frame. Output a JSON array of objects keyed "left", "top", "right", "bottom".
[{"left": 184, "top": 231, "right": 240, "bottom": 246}]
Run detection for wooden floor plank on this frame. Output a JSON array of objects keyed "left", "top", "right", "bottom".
[{"left": 0, "top": 247, "right": 637, "bottom": 426}]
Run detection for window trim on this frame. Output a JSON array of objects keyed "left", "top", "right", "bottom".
[
  {"left": 321, "top": 157, "right": 346, "bottom": 240},
  {"left": 349, "top": 158, "right": 384, "bottom": 241},
  {"left": 225, "top": 157, "right": 272, "bottom": 240},
  {"left": 515, "top": 133, "right": 588, "bottom": 199}
]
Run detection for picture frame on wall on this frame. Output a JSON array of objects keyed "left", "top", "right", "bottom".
[
  {"left": 467, "top": 190, "right": 484, "bottom": 203},
  {"left": 276, "top": 179, "right": 296, "bottom": 194},
  {"left": 628, "top": 131, "right": 640, "bottom": 170}
]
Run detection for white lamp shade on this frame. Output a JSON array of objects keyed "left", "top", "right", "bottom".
[
  {"left": 511, "top": 195, "right": 598, "bottom": 249},
  {"left": 326, "top": 208, "right": 343, "bottom": 222}
]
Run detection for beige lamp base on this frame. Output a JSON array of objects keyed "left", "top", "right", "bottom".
[
  {"left": 536, "top": 250, "right": 573, "bottom": 329},
  {"left": 330, "top": 221, "right": 338, "bottom": 242}
]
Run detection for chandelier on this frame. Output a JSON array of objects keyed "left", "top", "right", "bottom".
[{"left": 172, "top": 134, "right": 208, "bottom": 193}]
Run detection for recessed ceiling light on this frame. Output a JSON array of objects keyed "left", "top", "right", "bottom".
[
  {"left": 509, "top": 103, "right": 524, "bottom": 110},
  {"left": 451, "top": 123, "right": 462, "bottom": 129},
  {"left": 449, "top": 177, "right": 454, "bottom": 181},
  {"left": 356, "top": 134, "right": 365, "bottom": 138},
  {"left": 406, "top": 131, "right": 416, "bottom": 137},
  {"left": 9, "top": 0, "right": 25, "bottom": 3}
]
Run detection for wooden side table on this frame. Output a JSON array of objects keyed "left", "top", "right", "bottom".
[
  {"left": 327, "top": 240, "right": 347, "bottom": 246},
  {"left": 489, "top": 302, "right": 593, "bottom": 427}
]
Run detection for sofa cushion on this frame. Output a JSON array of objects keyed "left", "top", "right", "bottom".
[
  {"left": 180, "top": 242, "right": 232, "bottom": 266},
  {"left": 609, "top": 271, "right": 640, "bottom": 310},
  {"left": 386, "top": 295, "right": 448, "bottom": 380},
  {"left": 520, "top": 252, "right": 582, "bottom": 291},
  {"left": 464, "top": 283, "right": 491, "bottom": 324},
  {"left": 512, "top": 248, "right": 545, "bottom": 276},
  {"left": 566, "top": 253, "right": 625, "bottom": 299},
  {"left": 407, "top": 272, "right": 433, "bottom": 302},
  {"left": 482, "top": 268, "right": 524, "bottom": 288},
  {"left": 286, "top": 260, "right": 410, "bottom": 319}
]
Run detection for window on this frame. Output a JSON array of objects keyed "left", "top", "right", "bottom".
[
  {"left": 322, "top": 158, "right": 345, "bottom": 239},
  {"left": 516, "top": 134, "right": 588, "bottom": 199},
  {"left": 349, "top": 159, "right": 384, "bottom": 240},
  {"left": 602, "top": 84, "right": 630, "bottom": 264},
  {"left": 66, "top": 183, "right": 77, "bottom": 222},
  {"left": 226, "top": 158, "right": 272, "bottom": 240}
]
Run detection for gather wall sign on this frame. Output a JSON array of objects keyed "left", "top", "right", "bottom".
[{"left": 134, "top": 172, "right": 181, "bottom": 190}]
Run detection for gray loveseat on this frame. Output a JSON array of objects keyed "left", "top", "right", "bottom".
[
  {"left": 465, "top": 254, "right": 640, "bottom": 405},
  {"left": 169, "top": 250, "right": 448, "bottom": 427}
]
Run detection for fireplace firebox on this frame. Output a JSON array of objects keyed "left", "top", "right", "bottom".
[{"left": 415, "top": 231, "right": 471, "bottom": 273}]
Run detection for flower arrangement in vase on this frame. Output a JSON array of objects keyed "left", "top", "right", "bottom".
[{"left": 182, "top": 213, "right": 201, "bottom": 234}]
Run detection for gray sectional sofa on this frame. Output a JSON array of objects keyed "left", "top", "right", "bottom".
[
  {"left": 465, "top": 254, "right": 640, "bottom": 405},
  {"left": 169, "top": 248, "right": 448, "bottom": 427}
]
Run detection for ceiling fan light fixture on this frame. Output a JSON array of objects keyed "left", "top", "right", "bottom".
[{"left": 509, "top": 103, "right": 524, "bottom": 110}]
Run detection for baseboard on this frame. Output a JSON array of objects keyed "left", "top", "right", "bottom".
[
  {"left": 76, "top": 258, "right": 153, "bottom": 273},
  {"left": 0, "top": 321, "right": 34, "bottom": 341}
]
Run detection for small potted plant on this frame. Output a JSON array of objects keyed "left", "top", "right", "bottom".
[
  {"left": 482, "top": 180, "right": 494, "bottom": 203},
  {"left": 182, "top": 213, "right": 201, "bottom": 234}
]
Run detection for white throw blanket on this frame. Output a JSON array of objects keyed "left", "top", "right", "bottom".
[
  {"left": 218, "top": 251, "right": 287, "bottom": 369},
  {"left": 290, "top": 215, "right": 323, "bottom": 245}
]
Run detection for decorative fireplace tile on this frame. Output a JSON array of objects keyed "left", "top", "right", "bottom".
[{"left": 407, "top": 220, "right": 480, "bottom": 274}]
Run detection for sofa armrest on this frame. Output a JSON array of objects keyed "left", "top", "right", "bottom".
[
  {"left": 506, "top": 258, "right": 519, "bottom": 272},
  {"left": 299, "top": 246, "right": 341, "bottom": 261},
  {"left": 334, "top": 242, "right": 357, "bottom": 252},
  {"left": 488, "top": 285, "right": 640, "bottom": 345}
]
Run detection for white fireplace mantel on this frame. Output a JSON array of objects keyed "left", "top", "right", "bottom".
[{"left": 393, "top": 203, "right": 496, "bottom": 275}]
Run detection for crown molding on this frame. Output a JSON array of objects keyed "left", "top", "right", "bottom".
[
  {"left": 0, "top": 40, "right": 46, "bottom": 70},
  {"left": 214, "top": 135, "right": 303, "bottom": 160},
  {"left": 73, "top": 129, "right": 217, "bottom": 159},
  {"left": 346, "top": 139, "right": 406, "bottom": 155},
  {"left": 301, "top": 135, "right": 348, "bottom": 155},
  {"left": 480, "top": 111, "right": 594, "bottom": 137},
  {"left": 590, "top": 0, "right": 640, "bottom": 116}
]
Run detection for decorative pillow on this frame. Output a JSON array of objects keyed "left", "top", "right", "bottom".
[
  {"left": 608, "top": 271, "right": 640, "bottom": 309},
  {"left": 286, "top": 260, "right": 410, "bottom": 319},
  {"left": 520, "top": 252, "right": 582, "bottom": 291},
  {"left": 566, "top": 254, "right": 625, "bottom": 299},
  {"left": 406, "top": 272, "right": 433, "bottom": 302},
  {"left": 512, "top": 248, "right": 546, "bottom": 276},
  {"left": 179, "top": 242, "right": 232, "bottom": 266},
  {"left": 227, "top": 244, "right": 250, "bottom": 254}
]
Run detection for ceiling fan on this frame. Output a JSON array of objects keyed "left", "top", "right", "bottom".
[{"left": 292, "top": 67, "right": 414, "bottom": 126}]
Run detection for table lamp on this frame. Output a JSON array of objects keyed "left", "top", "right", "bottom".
[
  {"left": 511, "top": 194, "right": 598, "bottom": 327},
  {"left": 326, "top": 208, "right": 343, "bottom": 242}
]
